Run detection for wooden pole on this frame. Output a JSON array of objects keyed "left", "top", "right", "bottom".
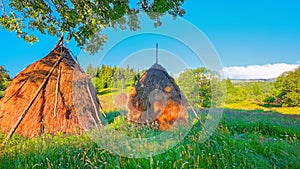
[
  {"left": 54, "top": 35, "right": 64, "bottom": 49},
  {"left": 156, "top": 43, "right": 158, "bottom": 64},
  {"left": 0, "top": 0, "right": 6, "bottom": 18},
  {"left": 1, "top": 56, "right": 63, "bottom": 146},
  {"left": 4, "top": 78, "right": 28, "bottom": 103},
  {"left": 86, "top": 84, "right": 102, "bottom": 131},
  {"left": 187, "top": 102, "right": 204, "bottom": 127}
]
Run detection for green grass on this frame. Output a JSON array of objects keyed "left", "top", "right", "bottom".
[
  {"left": 0, "top": 109, "right": 299, "bottom": 169},
  {"left": 98, "top": 88, "right": 132, "bottom": 112}
]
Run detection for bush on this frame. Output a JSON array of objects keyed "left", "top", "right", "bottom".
[
  {"left": 264, "top": 96, "right": 275, "bottom": 105},
  {"left": 282, "top": 92, "right": 300, "bottom": 107}
]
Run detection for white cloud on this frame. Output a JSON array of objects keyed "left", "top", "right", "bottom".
[{"left": 222, "top": 63, "right": 299, "bottom": 79}]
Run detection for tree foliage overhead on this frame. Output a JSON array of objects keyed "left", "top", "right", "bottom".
[{"left": 0, "top": 0, "right": 185, "bottom": 53}]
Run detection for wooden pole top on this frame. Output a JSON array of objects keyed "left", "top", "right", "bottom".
[{"left": 156, "top": 43, "right": 158, "bottom": 64}]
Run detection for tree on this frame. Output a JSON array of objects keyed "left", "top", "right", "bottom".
[
  {"left": 252, "top": 83, "right": 262, "bottom": 100},
  {"left": 0, "top": 0, "right": 185, "bottom": 54},
  {"left": 177, "top": 68, "right": 217, "bottom": 108},
  {"left": 263, "top": 96, "right": 275, "bottom": 106},
  {"left": 275, "top": 66, "right": 300, "bottom": 107},
  {"left": 91, "top": 77, "right": 102, "bottom": 93},
  {"left": 86, "top": 64, "right": 97, "bottom": 78},
  {"left": 0, "top": 66, "right": 9, "bottom": 90},
  {"left": 225, "top": 78, "right": 237, "bottom": 104},
  {"left": 0, "top": 66, "right": 10, "bottom": 98},
  {"left": 177, "top": 69, "right": 199, "bottom": 107},
  {"left": 194, "top": 68, "right": 212, "bottom": 107}
]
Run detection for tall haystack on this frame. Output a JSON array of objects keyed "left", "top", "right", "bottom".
[
  {"left": 127, "top": 45, "right": 188, "bottom": 130},
  {"left": 0, "top": 41, "right": 102, "bottom": 138}
]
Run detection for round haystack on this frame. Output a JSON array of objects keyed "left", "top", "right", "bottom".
[
  {"left": 0, "top": 43, "right": 102, "bottom": 137},
  {"left": 127, "top": 63, "right": 188, "bottom": 130}
]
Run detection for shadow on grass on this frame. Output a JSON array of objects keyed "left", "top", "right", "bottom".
[
  {"left": 258, "top": 103, "right": 282, "bottom": 108},
  {"left": 103, "top": 111, "right": 122, "bottom": 124},
  {"left": 98, "top": 88, "right": 119, "bottom": 95}
]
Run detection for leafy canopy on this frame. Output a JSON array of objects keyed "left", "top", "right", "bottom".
[
  {"left": 275, "top": 66, "right": 300, "bottom": 107},
  {"left": 0, "top": 0, "right": 185, "bottom": 53}
]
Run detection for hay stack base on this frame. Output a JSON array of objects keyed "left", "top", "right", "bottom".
[{"left": 127, "top": 63, "right": 188, "bottom": 130}]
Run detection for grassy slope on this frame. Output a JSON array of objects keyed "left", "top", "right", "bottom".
[{"left": 0, "top": 109, "right": 299, "bottom": 169}]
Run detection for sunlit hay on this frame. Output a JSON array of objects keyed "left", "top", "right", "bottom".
[
  {"left": 127, "top": 63, "right": 188, "bottom": 130},
  {"left": 157, "top": 100, "right": 188, "bottom": 131},
  {"left": 0, "top": 45, "right": 101, "bottom": 137}
]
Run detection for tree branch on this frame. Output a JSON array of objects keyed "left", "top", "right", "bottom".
[{"left": 0, "top": 0, "right": 6, "bottom": 17}]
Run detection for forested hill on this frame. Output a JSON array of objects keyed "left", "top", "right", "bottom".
[{"left": 231, "top": 78, "right": 276, "bottom": 83}]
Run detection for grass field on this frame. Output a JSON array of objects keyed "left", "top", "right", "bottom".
[
  {"left": 0, "top": 108, "right": 299, "bottom": 168},
  {"left": 225, "top": 101, "right": 300, "bottom": 115}
]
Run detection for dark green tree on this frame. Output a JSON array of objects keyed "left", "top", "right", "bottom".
[{"left": 263, "top": 96, "right": 275, "bottom": 106}]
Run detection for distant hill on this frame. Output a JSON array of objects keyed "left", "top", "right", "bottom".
[{"left": 231, "top": 78, "right": 276, "bottom": 83}]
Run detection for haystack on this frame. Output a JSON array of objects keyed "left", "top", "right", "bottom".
[
  {"left": 127, "top": 45, "right": 188, "bottom": 130},
  {"left": 0, "top": 41, "right": 102, "bottom": 138},
  {"left": 114, "top": 92, "right": 128, "bottom": 109}
]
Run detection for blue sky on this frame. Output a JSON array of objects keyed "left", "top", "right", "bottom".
[{"left": 0, "top": 0, "right": 299, "bottom": 78}]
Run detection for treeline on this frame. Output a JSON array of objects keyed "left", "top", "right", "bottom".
[
  {"left": 1, "top": 64, "right": 299, "bottom": 108},
  {"left": 224, "top": 67, "right": 299, "bottom": 107},
  {"left": 86, "top": 64, "right": 141, "bottom": 93},
  {"left": 225, "top": 79, "right": 275, "bottom": 104},
  {"left": 0, "top": 66, "right": 10, "bottom": 98}
]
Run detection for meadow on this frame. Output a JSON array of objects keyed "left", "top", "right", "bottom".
[
  {"left": 0, "top": 73, "right": 299, "bottom": 169},
  {"left": 0, "top": 104, "right": 299, "bottom": 168}
]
